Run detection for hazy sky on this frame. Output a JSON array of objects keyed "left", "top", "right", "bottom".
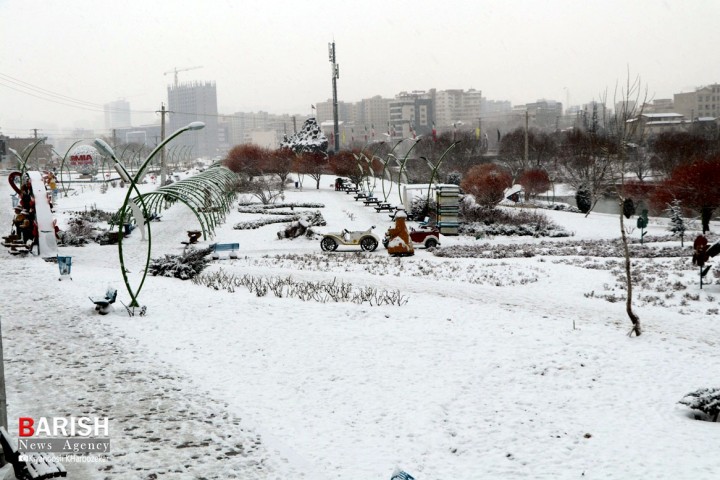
[{"left": 2, "top": 0, "right": 720, "bottom": 138}]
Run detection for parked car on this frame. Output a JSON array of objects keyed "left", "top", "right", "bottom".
[
  {"left": 320, "top": 226, "right": 380, "bottom": 252},
  {"left": 383, "top": 225, "right": 441, "bottom": 249}
]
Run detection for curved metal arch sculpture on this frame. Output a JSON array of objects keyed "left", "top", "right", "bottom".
[{"left": 123, "top": 165, "right": 238, "bottom": 241}]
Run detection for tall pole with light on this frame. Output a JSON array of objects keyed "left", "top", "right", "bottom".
[
  {"left": 329, "top": 41, "right": 340, "bottom": 152},
  {"left": 94, "top": 121, "right": 205, "bottom": 308}
]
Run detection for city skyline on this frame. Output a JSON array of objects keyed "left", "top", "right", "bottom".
[{"left": 2, "top": 0, "right": 720, "bottom": 137}]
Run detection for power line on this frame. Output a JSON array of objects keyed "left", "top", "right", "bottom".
[{"left": 0, "top": 70, "right": 278, "bottom": 123}]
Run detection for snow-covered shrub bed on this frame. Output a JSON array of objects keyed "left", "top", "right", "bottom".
[
  {"left": 245, "top": 254, "right": 541, "bottom": 287},
  {"left": 564, "top": 256, "right": 716, "bottom": 312},
  {"left": 67, "top": 206, "right": 116, "bottom": 223},
  {"left": 237, "top": 209, "right": 320, "bottom": 216},
  {"left": 193, "top": 269, "right": 408, "bottom": 306},
  {"left": 149, "top": 246, "right": 214, "bottom": 280},
  {"left": 237, "top": 202, "right": 324, "bottom": 213},
  {"left": 234, "top": 211, "right": 325, "bottom": 230},
  {"left": 540, "top": 203, "right": 582, "bottom": 213},
  {"left": 459, "top": 206, "right": 572, "bottom": 238},
  {"left": 435, "top": 238, "right": 688, "bottom": 259},
  {"left": 460, "top": 221, "right": 572, "bottom": 238}
]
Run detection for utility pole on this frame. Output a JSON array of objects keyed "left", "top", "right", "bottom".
[
  {"left": 32, "top": 129, "right": 38, "bottom": 139},
  {"left": 157, "top": 103, "right": 169, "bottom": 186},
  {"left": 329, "top": 41, "right": 340, "bottom": 152},
  {"left": 524, "top": 110, "right": 529, "bottom": 165},
  {"left": 292, "top": 116, "right": 297, "bottom": 133},
  {"left": 0, "top": 316, "right": 7, "bottom": 433},
  {"left": 112, "top": 129, "right": 117, "bottom": 147}
]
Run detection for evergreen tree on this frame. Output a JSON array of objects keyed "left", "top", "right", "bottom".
[
  {"left": 666, "top": 198, "right": 686, "bottom": 247},
  {"left": 575, "top": 184, "right": 592, "bottom": 214}
]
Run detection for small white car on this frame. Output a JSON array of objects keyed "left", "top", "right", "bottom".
[{"left": 320, "top": 226, "right": 380, "bottom": 252}]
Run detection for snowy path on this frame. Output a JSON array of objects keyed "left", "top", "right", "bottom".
[{"left": 0, "top": 180, "right": 314, "bottom": 479}]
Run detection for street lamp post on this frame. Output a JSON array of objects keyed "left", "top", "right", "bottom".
[{"left": 94, "top": 121, "right": 204, "bottom": 308}]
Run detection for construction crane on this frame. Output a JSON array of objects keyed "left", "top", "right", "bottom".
[{"left": 164, "top": 66, "right": 203, "bottom": 87}]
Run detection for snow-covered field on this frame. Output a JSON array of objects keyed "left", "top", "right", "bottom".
[{"left": 2, "top": 173, "right": 720, "bottom": 479}]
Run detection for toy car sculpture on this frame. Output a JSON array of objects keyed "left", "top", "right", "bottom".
[
  {"left": 383, "top": 225, "right": 441, "bottom": 249},
  {"left": 320, "top": 226, "right": 379, "bottom": 252}
]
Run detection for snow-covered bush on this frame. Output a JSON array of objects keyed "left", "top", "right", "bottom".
[
  {"left": 70, "top": 206, "right": 115, "bottom": 223},
  {"left": 57, "top": 218, "right": 94, "bottom": 246},
  {"left": 459, "top": 207, "right": 572, "bottom": 238},
  {"left": 446, "top": 171, "right": 462, "bottom": 185},
  {"left": 149, "top": 246, "right": 214, "bottom": 280},
  {"left": 234, "top": 211, "right": 326, "bottom": 230},
  {"left": 679, "top": 387, "right": 720, "bottom": 421},
  {"left": 575, "top": 184, "right": 592, "bottom": 213},
  {"left": 277, "top": 212, "right": 326, "bottom": 239},
  {"left": 409, "top": 196, "right": 436, "bottom": 221},
  {"left": 541, "top": 203, "right": 582, "bottom": 213}
]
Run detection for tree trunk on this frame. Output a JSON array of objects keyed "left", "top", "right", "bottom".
[{"left": 620, "top": 211, "right": 642, "bottom": 336}]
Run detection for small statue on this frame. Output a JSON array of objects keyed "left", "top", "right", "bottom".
[{"left": 386, "top": 210, "right": 414, "bottom": 256}]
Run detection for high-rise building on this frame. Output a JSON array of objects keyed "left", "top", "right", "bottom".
[
  {"left": 104, "top": 99, "right": 131, "bottom": 130},
  {"left": 434, "top": 89, "right": 483, "bottom": 128},
  {"left": 355, "top": 95, "right": 390, "bottom": 135},
  {"left": 389, "top": 91, "right": 434, "bottom": 140},
  {"left": 167, "top": 81, "right": 219, "bottom": 158},
  {"left": 674, "top": 84, "right": 720, "bottom": 120}
]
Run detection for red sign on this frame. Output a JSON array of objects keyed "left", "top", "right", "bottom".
[{"left": 70, "top": 154, "right": 94, "bottom": 166}]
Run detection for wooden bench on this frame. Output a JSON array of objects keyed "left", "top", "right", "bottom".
[
  {"left": 374, "top": 203, "right": 394, "bottom": 212},
  {"left": 211, "top": 242, "right": 239, "bottom": 259},
  {"left": 0, "top": 427, "right": 67, "bottom": 479},
  {"left": 363, "top": 197, "right": 380, "bottom": 206},
  {"left": 353, "top": 192, "right": 367, "bottom": 200},
  {"left": 388, "top": 207, "right": 406, "bottom": 220},
  {"left": 344, "top": 187, "right": 359, "bottom": 194},
  {"left": 89, "top": 288, "right": 118, "bottom": 315}
]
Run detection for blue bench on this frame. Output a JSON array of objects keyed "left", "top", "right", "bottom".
[
  {"left": 211, "top": 242, "right": 239, "bottom": 259},
  {"left": 89, "top": 288, "right": 118, "bottom": 315}
]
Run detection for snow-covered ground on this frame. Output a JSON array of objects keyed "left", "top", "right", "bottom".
[{"left": 2, "top": 173, "right": 720, "bottom": 479}]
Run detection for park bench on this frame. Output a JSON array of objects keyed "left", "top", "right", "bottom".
[
  {"left": 211, "top": 242, "right": 239, "bottom": 259},
  {"left": 344, "top": 187, "right": 359, "bottom": 194},
  {"left": 374, "top": 202, "right": 394, "bottom": 212},
  {"left": 353, "top": 192, "right": 367, "bottom": 200},
  {"left": 89, "top": 288, "right": 118, "bottom": 315},
  {"left": 389, "top": 207, "right": 408, "bottom": 220},
  {"left": 363, "top": 197, "right": 380, "bottom": 206},
  {"left": 0, "top": 427, "right": 67, "bottom": 479}
]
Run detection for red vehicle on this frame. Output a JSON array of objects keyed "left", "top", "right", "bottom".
[{"left": 383, "top": 225, "right": 441, "bottom": 249}]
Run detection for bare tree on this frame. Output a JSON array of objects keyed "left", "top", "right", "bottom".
[
  {"left": 557, "top": 127, "right": 616, "bottom": 216},
  {"left": 607, "top": 73, "right": 648, "bottom": 337},
  {"left": 236, "top": 176, "right": 283, "bottom": 205}
]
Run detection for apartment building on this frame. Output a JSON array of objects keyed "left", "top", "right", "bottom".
[{"left": 167, "top": 81, "right": 219, "bottom": 158}]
